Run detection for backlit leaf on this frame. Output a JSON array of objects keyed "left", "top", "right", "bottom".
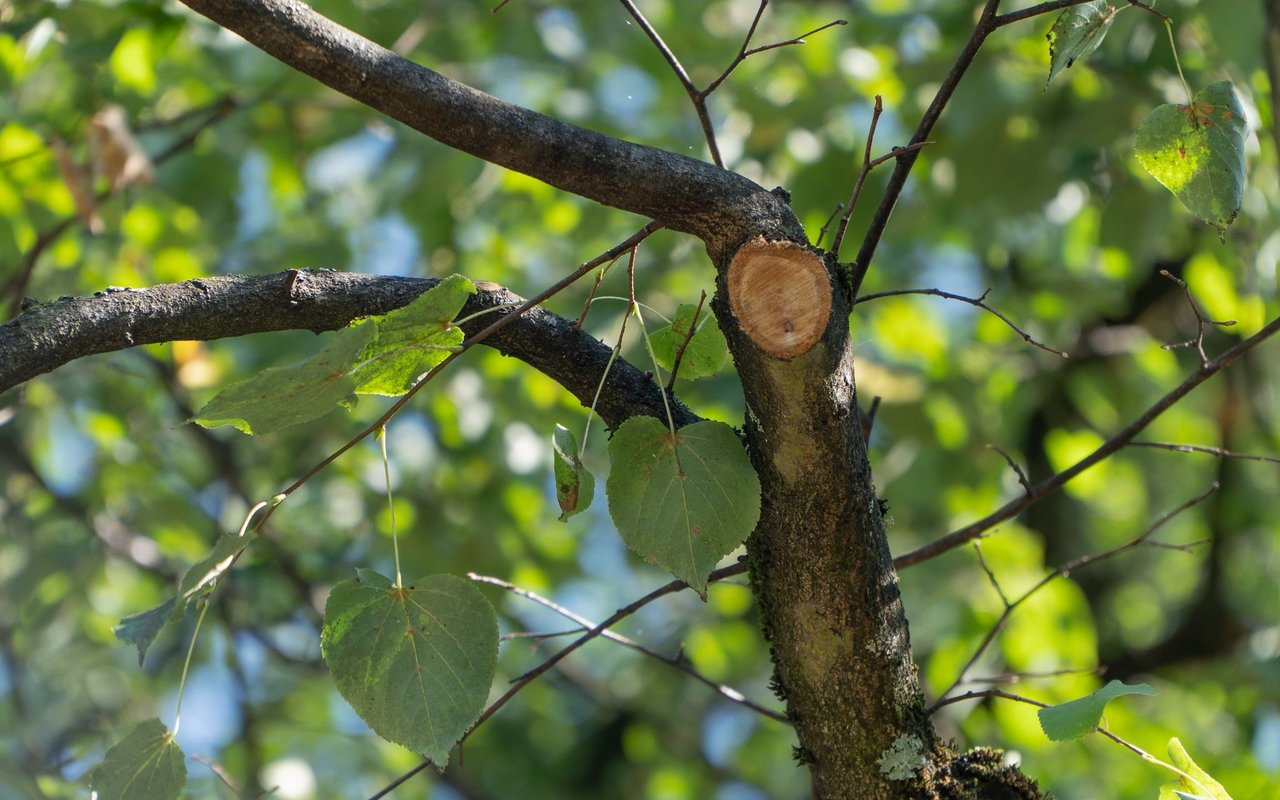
[
  {"left": 650, "top": 303, "right": 730, "bottom": 380},
  {"left": 1046, "top": 1, "right": 1118, "bottom": 88},
  {"left": 351, "top": 274, "right": 475, "bottom": 395},
  {"left": 1136, "top": 81, "right": 1247, "bottom": 240},
  {"left": 88, "top": 719, "right": 185, "bottom": 800},
  {"left": 606, "top": 417, "right": 760, "bottom": 596},
  {"left": 321, "top": 569, "right": 499, "bottom": 766},
  {"left": 552, "top": 423, "right": 594, "bottom": 520},
  {"left": 1037, "top": 680, "right": 1156, "bottom": 741},
  {"left": 1158, "top": 738, "right": 1234, "bottom": 800},
  {"left": 192, "top": 323, "right": 374, "bottom": 434}
]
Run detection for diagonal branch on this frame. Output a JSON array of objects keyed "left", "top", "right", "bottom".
[
  {"left": 177, "top": 0, "right": 801, "bottom": 256},
  {"left": 0, "top": 270, "right": 698, "bottom": 431},
  {"left": 895, "top": 313, "right": 1280, "bottom": 569}
]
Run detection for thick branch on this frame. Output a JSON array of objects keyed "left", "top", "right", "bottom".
[
  {"left": 177, "top": 0, "right": 803, "bottom": 258},
  {"left": 0, "top": 270, "right": 697, "bottom": 430}
]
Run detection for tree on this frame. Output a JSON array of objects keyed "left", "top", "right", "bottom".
[{"left": 1, "top": 0, "right": 1276, "bottom": 798}]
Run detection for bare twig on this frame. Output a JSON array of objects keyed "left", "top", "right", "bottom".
[
  {"left": 965, "top": 666, "right": 1105, "bottom": 685},
  {"left": 620, "top": 0, "right": 844, "bottom": 167},
  {"left": 849, "top": 0, "right": 1003, "bottom": 296},
  {"left": 815, "top": 203, "right": 844, "bottom": 248},
  {"left": 1159, "top": 270, "right": 1235, "bottom": 366},
  {"left": 853, "top": 286, "right": 1068, "bottom": 358},
  {"left": 972, "top": 541, "right": 1011, "bottom": 608},
  {"left": 370, "top": 561, "right": 749, "bottom": 799},
  {"left": 470, "top": 572, "right": 788, "bottom": 723},
  {"left": 929, "top": 687, "right": 1049, "bottom": 712},
  {"left": 927, "top": 483, "right": 1217, "bottom": 712},
  {"left": 895, "top": 313, "right": 1280, "bottom": 569},
  {"left": 987, "top": 445, "right": 1032, "bottom": 495},
  {"left": 1130, "top": 441, "right": 1280, "bottom": 465},
  {"left": 665, "top": 290, "right": 707, "bottom": 390}
]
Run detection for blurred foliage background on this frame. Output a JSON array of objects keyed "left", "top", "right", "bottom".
[{"left": 1, "top": 0, "right": 1278, "bottom": 798}]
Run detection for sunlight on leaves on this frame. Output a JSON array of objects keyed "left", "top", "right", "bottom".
[
  {"left": 192, "top": 323, "right": 374, "bottom": 434},
  {"left": 606, "top": 418, "right": 760, "bottom": 596},
  {"left": 88, "top": 718, "right": 185, "bottom": 800},
  {"left": 552, "top": 423, "right": 594, "bottom": 521},
  {"left": 350, "top": 274, "right": 475, "bottom": 395},
  {"left": 650, "top": 303, "right": 730, "bottom": 380},
  {"left": 1158, "top": 738, "right": 1234, "bottom": 800},
  {"left": 321, "top": 569, "right": 498, "bottom": 766},
  {"left": 1037, "top": 679, "right": 1156, "bottom": 741},
  {"left": 1136, "top": 81, "right": 1247, "bottom": 240},
  {"left": 1045, "top": 1, "right": 1118, "bottom": 89},
  {"left": 115, "top": 531, "right": 258, "bottom": 664}
]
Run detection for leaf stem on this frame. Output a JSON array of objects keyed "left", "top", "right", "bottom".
[
  {"left": 171, "top": 598, "right": 211, "bottom": 737},
  {"left": 380, "top": 427, "right": 402, "bottom": 587}
]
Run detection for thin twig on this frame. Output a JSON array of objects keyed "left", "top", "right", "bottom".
[
  {"left": 972, "top": 541, "right": 1011, "bottom": 608},
  {"left": 965, "top": 666, "right": 1105, "bottom": 685},
  {"left": 853, "top": 287, "right": 1068, "bottom": 358},
  {"left": 987, "top": 445, "right": 1032, "bottom": 495},
  {"left": 929, "top": 687, "right": 1049, "bottom": 712},
  {"left": 1129, "top": 441, "right": 1280, "bottom": 465},
  {"left": 849, "top": 0, "right": 1003, "bottom": 297},
  {"left": 894, "top": 313, "right": 1280, "bottom": 569},
  {"left": 927, "top": 483, "right": 1217, "bottom": 712},
  {"left": 993, "top": 0, "right": 1104, "bottom": 27},
  {"left": 369, "top": 561, "right": 749, "bottom": 799},
  {"left": 620, "top": 0, "right": 844, "bottom": 167},
  {"left": 1158, "top": 270, "right": 1235, "bottom": 367},
  {"left": 814, "top": 203, "right": 844, "bottom": 248},
  {"left": 665, "top": 290, "right": 707, "bottom": 391},
  {"left": 470, "top": 572, "right": 788, "bottom": 723}
]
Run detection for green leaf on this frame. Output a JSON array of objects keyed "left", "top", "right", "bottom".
[
  {"left": 1136, "top": 81, "right": 1248, "bottom": 240},
  {"left": 650, "top": 303, "right": 730, "bottom": 380},
  {"left": 114, "top": 532, "right": 256, "bottom": 664},
  {"left": 113, "top": 598, "right": 178, "bottom": 666},
  {"left": 88, "top": 719, "right": 186, "bottom": 800},
  {"left": 1158, "top": 738, "right": 1234, "bottom": 800},
  {"left": 1045, "top": 1, "right": 1118, "bottom": 88},
  {"left": 193, "top": 323, "right": 375, "bottom": 434},
  {"left": 351, "top": 274, "right": 475, "bottom": 395},
  {"left": 605, "top": 417, "right": 760, "bottom": 596},
  {"left": 321, "top": 570, "right": 499, "bottom": 766},
  {"left": 1037, "top": 679, "right": 1157, "bottom": 741},
  {"left": 552, "top": 423, "right": 594, "bottom": 521}
]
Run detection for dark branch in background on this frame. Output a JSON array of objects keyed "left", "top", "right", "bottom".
[
  {"left": 2, "top": 96, "right": 241, "bottom": 318},
  {"left": 177, "top": 0, "right": 804, "bottom": 257},
  {"left": 370, "top": 561, "right": 749, "bottom": 800},
  {"left": 853, "top": 286, "right": 1068, "bottom": 357},
  {"left": 895, "top": 313, "right": 1280, "bottom": 569},
  {"left": 0, "top": 269, "right": 698, "bottom": 431},
  {"left": 470, "top": 572, "right": 788, "bottom": 724},
  {"left": 848, "top": 0, "right": 1004, "bottom": 296},
  {"left": 927, "top": 484, "right": 1215, "bottom": 712},
  {"left": 619, "top": 0, "right": 845, "bottom": 168}
]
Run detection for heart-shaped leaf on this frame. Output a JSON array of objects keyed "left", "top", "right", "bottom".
[
  {"left": 322, "top": 570, "right": 498, "bottom": 766},
  {"left": 1045, "top": 1, "right": 1118, "bottom": 88},
  {"left": 88, "top": 719, "right": 186, "bottom": 800},
  {"left": 606, "top": 417, "right": 760, "bottom": 596},
  {"left": 1136, "top": 81, "right": 1247, "bottom": 240}
]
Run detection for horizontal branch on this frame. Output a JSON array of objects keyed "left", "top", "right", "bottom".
[
  {"left": 894, "top": 313, "right": 1280, "bottom": 569},
  {"left": 0, "top": 270, "right": 698, "bottom": 430},
  {"left": 177, "top": 0, "right": 803, "bottom": 257}
]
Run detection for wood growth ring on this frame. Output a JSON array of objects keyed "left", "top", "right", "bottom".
[{"left": 727, "top": 240, "right": 831, "bottom": 360}]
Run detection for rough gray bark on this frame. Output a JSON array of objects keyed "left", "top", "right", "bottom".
[{"left": 0, "top": 271, "right": 696, "bottom": 430}]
